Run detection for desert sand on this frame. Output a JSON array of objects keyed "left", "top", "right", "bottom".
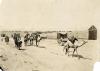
[{"left": 0, "top": 38, "right": 97, "bottom": 71}]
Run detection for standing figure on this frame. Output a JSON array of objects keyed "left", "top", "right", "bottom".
[
  {"left": 5, "top": 35, "right": 9, "bottom": 45},
  {"left": 13, "top": 33, "right": 22, "bottom": 50},
  {"left": 24, "top": 33, "right": 30, "bottom": 46},
  {"left": 35, "top": 33, "right": 41, "bottom": 47},
  {"left": 30, "top": 33, "right": 34, "bottom": 46},
  {"left": 35, "top": 33, "right": 38, "bottom": 47}
]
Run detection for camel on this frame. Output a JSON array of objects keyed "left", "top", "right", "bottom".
[{"left": 63, "top": 38, "right": 87, "bottom": 57}]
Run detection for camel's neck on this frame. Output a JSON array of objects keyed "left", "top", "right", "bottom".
[{"left": 78, "top": 41, "right": 87, "bottom": 47}]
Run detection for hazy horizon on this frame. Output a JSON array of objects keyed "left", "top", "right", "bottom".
[{"left": 0, "top": 0, "right": 99, "bottom": 31}]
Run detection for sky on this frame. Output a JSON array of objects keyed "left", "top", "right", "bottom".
[{"left": 0, "top": 0, "right": 99, "bottom": 31}]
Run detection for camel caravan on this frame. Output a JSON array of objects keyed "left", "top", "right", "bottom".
[
  {"left": 0, "top": 25, "right": 97, "bottom": 57},
  {"left": 24, "top": 32, "right": 42, "bottom": 47},
  {"left": 1, "top": 31, "right": 88, "bottom": 56},
  {"left": 0, "top": 32, "right": 42, "bottom": 50}
]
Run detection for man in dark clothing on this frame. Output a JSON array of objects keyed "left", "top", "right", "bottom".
[
  {"left": 5, "top": 35, "right": 9, "bottom": 45},
  {"left": 35, "top": 33, "right": 38, "bottom": 47},
  {"left": 13, "top": 33, "right": 22, "bottom": 50},
  {"left": 35, "top": 33, "right": 41, "bottom": 47}
]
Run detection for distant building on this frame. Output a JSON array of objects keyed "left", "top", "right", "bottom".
[{"left": 88, "top": 25, "right": 97, "bottom": 40}]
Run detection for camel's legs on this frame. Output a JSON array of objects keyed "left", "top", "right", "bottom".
[
  {"left": 72, "top": 48, "right": 75, "bottom": 57},
  {"left": 75, "top": 47, "right": 78, "bottom": 56},
  {"left": 64, "top": 44, "right": 70, "bottom": 56},
  {"left": 72, "top": 46, "right": 79, "bottom": 58},
  {"left": 67, "top": 49, "right": 70, "bottom": 56},
  {"left": 63, "top": 46, "right": 66, "bottom": 51},
  {"left": 65, "top": 47, "right": 69, "bottom": 56}
]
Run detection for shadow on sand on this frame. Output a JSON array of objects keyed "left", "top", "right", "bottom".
[
  {"left": 37, "top": 46, "right": 46, "bottom": 48},
  {"left": 19, "top": 49, "right": 26, "bottom": 50},
  {"left": 71, "top": 54, "right": 92, "bottom": 60}
]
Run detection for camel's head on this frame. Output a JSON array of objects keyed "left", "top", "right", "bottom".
[{"left": 83, "top": 40, "right": 88, "bottom": 44}]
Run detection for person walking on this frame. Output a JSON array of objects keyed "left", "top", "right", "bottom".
[{"left": 5, "top": 35, "right": 9, "bottom": 45}]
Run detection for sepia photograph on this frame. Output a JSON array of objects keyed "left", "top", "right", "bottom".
[{"left": 0, "top": 0, "right": 100, "bottom": 71}]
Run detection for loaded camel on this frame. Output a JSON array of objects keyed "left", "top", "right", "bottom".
[{"left": 63, "top": 36, "right": 87, "bottom": 57}]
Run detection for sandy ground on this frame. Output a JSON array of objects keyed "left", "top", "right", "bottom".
[{"left": 0, "top": 38, "right": 98, "bottom": 71}]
